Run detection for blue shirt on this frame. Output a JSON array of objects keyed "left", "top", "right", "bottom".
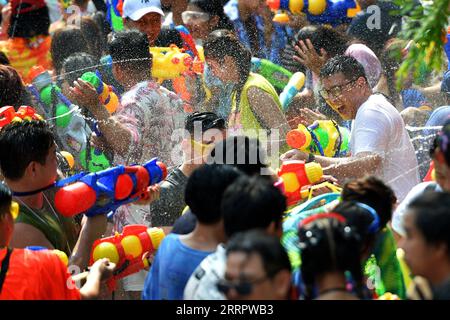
[{"left": 142, "top": 233, "right": 214, "bottom": 300}]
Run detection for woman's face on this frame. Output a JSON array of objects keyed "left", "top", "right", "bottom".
[
  {"left": 205, "top": 56, "right": 240, "bottom": 84},
  {"left": 182, "top": 4, "right": 217, "bottom": 41}
]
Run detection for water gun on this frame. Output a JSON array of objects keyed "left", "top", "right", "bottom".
[
  {"left": 423, "top": 161, "right": 435, "bottom": 182},
  {"left": 175, "top": 25, "right": 201, "bottom": 60},
  {"left": 27, "top": 66, "right": 111, "bottom": 172},
  {"left": 0, "top": 106, "right": 43, "bottom": 129},
  {"left": 54, "top": 158, "right": 167, "bottom": 218},
  {"left": 277, "top": 160, "right": 323, "bottom": 207},
  {"left": 25, "top": 246, "right": 69, "bottom": 266},
  {"left": 267, "top": 0, "right": 361, "bottom": 26},
  {"left": 90, "top": 225, "right": 165, "bottom": 291},
  {"left": 251, "top": 57, "right": 293, "bottom": 91},
  {"left": 150, "top": 45, "right": 204, "bottom": 82},
  {"left": 80, "top": 71, "right": 120, "bottom": 114},
  {"left": 280, "top": 72, "right": 306, "bottom": 111},
  {"left": 286, "top": 120, "right": 350, "bottom": 157},
  {"left": 106, "top": 0, "right": 124, "bottom": 32},
  {"left": 445, "top": 26, "right": 450, "bottom": 70}
]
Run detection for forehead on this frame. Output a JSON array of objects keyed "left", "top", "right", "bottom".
[
  {"left": 321, "top": 72, "right": 348, "bottom": 89},
  {"left": 139, "top": 12, "right": 162, "bottom": 23},
  {"left": 227, "top": 252, "right": 265, "bottom": 277}
]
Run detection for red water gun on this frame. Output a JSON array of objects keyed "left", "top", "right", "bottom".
[
  {"left": 90, "top": 224, "right": 165, "bottom": 291},
  {"left": 0, "top": 106, "right": 43, "bottom": 129},
  {"left": 54, "top": 158, "right": 167, "bottom": 218},
  {"left": 277, "top": 160, "right": 323, "bottom": 207}
]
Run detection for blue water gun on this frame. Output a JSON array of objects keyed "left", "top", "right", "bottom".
[
  {"left": 280, "top": 72, "right": 306, "bottom": 111},
  {"left": 267, "top": 0, "right": 361, "bottom": 27},
  {"left": 53, "top": 158, "right": 167, "bottom": 218}
]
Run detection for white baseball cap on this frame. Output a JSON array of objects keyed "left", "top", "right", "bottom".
[{"left": 123, "top": 0, "right": 164, "bottom": 21}]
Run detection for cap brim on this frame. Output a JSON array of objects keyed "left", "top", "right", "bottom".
[{"left": 127, "top": 7, "right": 164, "bottom": 21}]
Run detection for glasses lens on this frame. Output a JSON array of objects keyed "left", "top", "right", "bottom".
[
  {"left": 235, "top": 282, "right": 252, "bottom": 295},
  {"left": 182, "top": 11, "right": 210, "bottom": 24},
  {"left": 216, "top": 281, "right": 230, "bottom": 295}
]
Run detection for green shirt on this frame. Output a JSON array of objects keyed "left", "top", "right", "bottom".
[{"left": 14, "top": 193, "right": 78, "bottom": 255}]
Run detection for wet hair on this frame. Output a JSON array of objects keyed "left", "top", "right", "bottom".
[
  {"left": 320, "top": 55, "right": 368, "bottom": 83},
  {"left": 430, "top": 119, "right": 450, "bottom": 167},
  {"left": 0, "top": 183, "right": 13, "bottom": 219},
  {"left": 298, "top": 215, "right": 366, "bottom": 299},
  {"left": 62, "top": 52, "right": 97, "bottom": 85},
  {"left": 51, "top": 27, "right": 91, "bottom": 75},
  {"left": 295, "top": 25, "right": 349, "bottom": 58},
  {"left": 341, "top": 176, "right": 396, "bottom": 229},
  {"left": 185, "top": 164, "right": 242, "bottom": 224},
  {"left": 221, "top": 175, "right": 286, "bottom": 238},
  {"left": 207, "top": 136, "right": 268, "bottom": 176},
  {"left": 8, "top": 5, "right": 50, "bottom": 38},
  {"left": 185, "top": 112, "right": 226, "bottom": 134},
  {"left": 226, "top": 230, "right": 292, "bottom": 277},
  {"left": 80, "top": 16, "right": 105, "bottom": 61},
  {"left": 203, "top": 29, "right": 252, "bottom": 106},
  {"left": 155, "top": 26, "right": 184, "bottom": 47},
  {"left": 108, "top": 30, "right": 152, "bottom": 74},
  {"left": 0, "top": 65, "right": 32, "bottom": 109},
  {"left": 0, "top": 120, "right": 54, "bottom": 180},
  {"left": 189, "top": 0, "right": 233, "bottom": 30},
  {"left": 408, "top": 192, "right": 450, "bottom": 257},
  {"left": 91, "top": 11, "right": 111, "bottom": 54}
]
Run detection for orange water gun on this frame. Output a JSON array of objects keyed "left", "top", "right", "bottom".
[{"left": 90, "top": 225, "right": 165, "bottom": 291}]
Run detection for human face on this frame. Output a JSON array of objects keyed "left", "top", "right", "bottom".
[
  {"left": 399, "top": 212, "right": 439, "bottom": 280},
  {"left": 33, "top": 143, "right": 58, "bottom": 187},
  {"left": 320, "top": 73, "right": 364, "bottom": 120},
  {"left": 125, "top": 12, "right": 162, "bottom": 46},
  {"left": 182, "top": 4, "right": 216, "bottom": 41},
  {"left": 432, "top": 149, "right": 450, "bottom": 191},
  {"left": 189, "top": 128, "right": 226, "bottom": 164},
  {"left": 205, "top": 57, "right": 240, "bottom": 84},
  {"left": 220, "top": 252, "right": 279, "bottom": 300}
]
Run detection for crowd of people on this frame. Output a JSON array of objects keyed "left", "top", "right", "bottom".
[{"left": 0, "top": 0, "right": 450, "bottom": 301}]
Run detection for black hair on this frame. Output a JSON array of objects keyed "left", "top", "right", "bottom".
[
  {"left": 185, "top": 164, "right": 242, "bottom": 224},
  {"left": 378, "top": 39, "right": 405, "bottom": 108},
  {"left": 298, "top": 216, "right": 365, "bottom": 300},
  {"left": 189, "top": 0, "right": 233, "bottom": 30},
  {"left": 0, "top": 120, "right": 54, "bottom": 180},
  {"left": 203, "top": 29, "right": 252, "bottom": 106},
  {"left": 296, "top": 25, "right": 349, "bottom": 58},
  {"left": 341, "top": 176, "right": 396, "bottom": 229},
  {"left": 221, "top": 175, "right": 286, "bottom": 238},
  {"left": 51, "top": 27, "right": 91, "bottom": 75},
  {"left": 108, "top": 30, "right": 152, "bottom": 74},
  {"left": 408, "top": 192, "right": 450, "bottom": 257},
  {"left": 62, "top": 52, "right": 97, "bottom": 85},
  {"left": 207, "top": 136, "right": 268, "bottom": 176},
  {"left": 0, "top": 183, "right": 12, "bottom": 219},
  {"left": 226, "top": 230, "right": 292, "bottom": 277},
  {"left": 80, "top": 16, "right": 105, "bottom": 61},
  {"left": 319, "top": 55, "right": 368, "bottom": 83},
  {"left": 430, "top": 119, "right": 450, "bottom": 167},
  {"left": 0, "top": 52, "right": 10, "bottom": 66},
  {"left": 0, "top": 65, "right": 32, "bottom": 109},
  {"left": 333, "top": 201, "right": 379, "bottom": 245},
  {"left": 155, "top": 26, "right": 184, "bottom": 48},
  {"left": 91, "top": 11, "right": 112, "bottom": 54},
  {"left": 185, "top": 112, "right": 226, "bottom": 134},
  {"left": 8, "top": 6, "right": 50, "bottom": 38}
]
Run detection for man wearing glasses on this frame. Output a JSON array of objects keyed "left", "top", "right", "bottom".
[{"left": 282, "top": 55, "right": 419, "bottom": 203}]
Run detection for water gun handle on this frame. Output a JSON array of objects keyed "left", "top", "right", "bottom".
[{"left": 280, "top": 72, "right": 305, "bottom": 111}]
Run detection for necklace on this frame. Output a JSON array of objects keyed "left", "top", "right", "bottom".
[{"left": 15, "top": 194, "right": 72, "bottom": 255}]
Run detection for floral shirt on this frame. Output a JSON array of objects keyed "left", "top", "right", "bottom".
[{"left": 113, "top": 81, "right": 186, "bottom": 232}]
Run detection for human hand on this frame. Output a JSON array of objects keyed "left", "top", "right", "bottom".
[
  {"left": 292, "top": 108, "right": 327, "bottom": 127},
  {"left": 280, "top": 149, "right": 309, "bottom": 162},
  {"left": 142, "top": 252, "right": 155, "bottom": 271},
  {"left": 89, "top": 258, "right": 116, "bottom": 282},
  {"left": 136, "top": 185, "right": 161, "bottom": 205},
  {"left": 293, "top": 39, "right": 327, "bottom": 75},
  {"left": 70, "top": 79, "right": 100, "bottom": 113}
]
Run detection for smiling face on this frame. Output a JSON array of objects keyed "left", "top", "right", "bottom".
[
  {"left": 320, "top": 73, "right": 366, "bottom": 120},
  {"left": 182, "top": 4, "right": 218, "bottom": 41},
  {"left": 124, "top": 12, "right": 162, "bottom": 46}
]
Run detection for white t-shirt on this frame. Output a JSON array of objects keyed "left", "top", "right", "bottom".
[{"left": 350, "top": 94, "right": 420, "bottom": 202}]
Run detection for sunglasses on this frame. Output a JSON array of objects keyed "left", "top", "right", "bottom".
[
  {"left": 216, "top": 276, "right": 270, "bottom": 296},
  {"left": 319, "top": 79, "right": 358, "bottom": 100},
  {"left": 181, "top": 11, "right": 211, "bottom": 24}
]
